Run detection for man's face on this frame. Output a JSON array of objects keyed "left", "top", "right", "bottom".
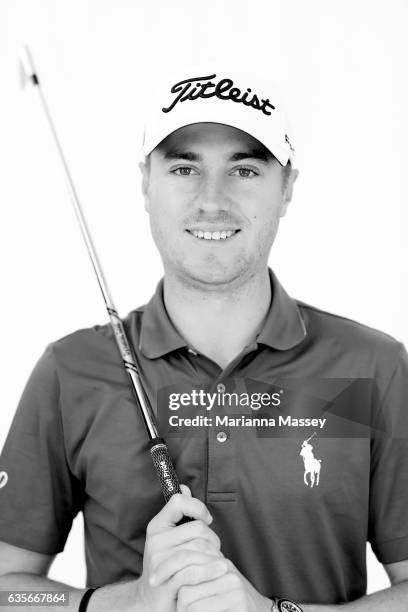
[{"left": 140, "top": 123, "right": 297, "bottom": 289}]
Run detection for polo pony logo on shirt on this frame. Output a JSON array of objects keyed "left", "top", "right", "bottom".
[
  {"left": 0, "top": 471, "right": 8, "bottom": 489},
  {"left": 299, "top": 433, "right": 322, "bottom": 487}
]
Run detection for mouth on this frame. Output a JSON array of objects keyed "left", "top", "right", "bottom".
[{"left": 186, "top": 229, "right": 241, "bottom": 241}]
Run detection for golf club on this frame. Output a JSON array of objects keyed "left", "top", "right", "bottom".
[{"left": 18, "top": 45, "right": 190, "bottom": 517}]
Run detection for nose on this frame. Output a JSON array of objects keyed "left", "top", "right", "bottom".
[{"left": 194, "top": 172, "right": 230, "bottom": 213}]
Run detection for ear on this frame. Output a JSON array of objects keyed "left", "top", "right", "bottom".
[
  {"left": 280, "top": 168, "right": 299, "bottom": 217},
  {"left": 139, "top": 159, "right": 150, "bottom": 213}
]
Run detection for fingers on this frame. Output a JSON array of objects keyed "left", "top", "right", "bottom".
[
  {"left": 146, "top": 523, "right": 222, "bottom": 582},
  {"left": 145, "top": 521, "right": 221, "bottom": 562},
  {"left": 153, "top": 519, "right": 221, "bottom": 551},
  {"left": 177, "top": 572, "right": 243, "bottom": 612},
  {"left": 139, "top": 485, "right": 227, "bottom": 611},
  {"left": 171, "top": 536, "right": 224, "bottom": 559},
  {"left": 147, "top": 490, "right": 213, "bottom": 534},
  {"left": 150, "top": 550, "right": 227, "bottom": 587},
  {"left": 178, "top": 590, "right": 240, "bottom": 612},
  {"left": 171, "top": 559, "right": 228, "bottom": 593}
]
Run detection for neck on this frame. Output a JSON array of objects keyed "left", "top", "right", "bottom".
[{"left": 163, "top": 268, "right": 272, "bottom": 369}]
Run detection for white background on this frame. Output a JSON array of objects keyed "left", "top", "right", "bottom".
[{"left": 1, "top": 0, "right": 407, "bottom": 596}]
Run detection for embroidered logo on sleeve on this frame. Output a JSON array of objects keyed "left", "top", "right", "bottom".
[
  {"left": 300, "top": 433, "right": 322, "bottom": 487},
  {"left": 0, "top": 471, "right": 8, "bottom": 488}
]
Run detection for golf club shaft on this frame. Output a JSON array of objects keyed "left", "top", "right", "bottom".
[{"left": 19, "top": 46, "right": 184, "bottom": 505}]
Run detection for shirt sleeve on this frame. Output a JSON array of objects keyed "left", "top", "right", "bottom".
[
  {"left": 0, "top": 344, "right": 83, "bottom": 555},
  {"left": 368, "top": 342, "right": 408, "bottom": 564}
]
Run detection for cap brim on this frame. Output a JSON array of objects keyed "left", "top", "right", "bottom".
[{"left": 142, "top": 102, "right": 292, "bottom": 166}]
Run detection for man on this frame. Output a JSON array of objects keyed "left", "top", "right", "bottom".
[{"left": 1, "top": 65, "right": 408, "bottom": 612}]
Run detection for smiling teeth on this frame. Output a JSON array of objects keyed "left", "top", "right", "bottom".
[{"left": 191, "top": 230, "right": 237, "bottom": 240}]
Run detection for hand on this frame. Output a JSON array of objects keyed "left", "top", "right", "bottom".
[
  {"left": 136, "top": 484, "right": 229, "bottom": 612},
  {"left": 176, "top": 558, "right": 272, "bottom": 612}
]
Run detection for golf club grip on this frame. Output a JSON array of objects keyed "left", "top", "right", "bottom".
[{"left": 149, "top": 440, "right": 193, "bottom": 524}]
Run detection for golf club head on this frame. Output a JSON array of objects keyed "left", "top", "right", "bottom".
[{"left": 18, "top": 44, "right": 38, "bottom": 88}]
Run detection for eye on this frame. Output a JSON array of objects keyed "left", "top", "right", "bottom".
[
  {"left": 171, "top": 167, "right": 198, "bottom": 176},
  {"left": 231, "top": 167, "right": 259, "bottom": 179}
]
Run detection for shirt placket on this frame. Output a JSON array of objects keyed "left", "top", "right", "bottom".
[
  {"left": 207, "top": 378, "right": 237, "bottom": 502},
  {"left": 190, "top": 341, "right": 259, "bottom": 505}
]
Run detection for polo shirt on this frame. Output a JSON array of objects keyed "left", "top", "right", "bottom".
[{"left": 1, "top": 268, "right": 408, "bottom": 605}]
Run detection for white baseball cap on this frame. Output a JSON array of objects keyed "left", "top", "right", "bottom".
[{"left": 142, "top": 64, "right": 295, "bottom": 166}]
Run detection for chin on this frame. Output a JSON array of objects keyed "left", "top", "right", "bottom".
[{"left": 177, "top": 258, "right": 249, "bottom": 289}]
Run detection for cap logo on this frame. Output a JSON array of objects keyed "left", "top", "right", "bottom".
[
  {"left": 285, "top": 134, "right": 295, "bottom": 154},
  {"left": 162, "top": 73, "right": 276, "bottom": 116}
]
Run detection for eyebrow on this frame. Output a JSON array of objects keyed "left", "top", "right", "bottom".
[
  {"left": 230, "top": 149, "right": 270, "bottom": 163},
  {"left": 163, "top": 148, "right": 271, "bottom": 163},
  {"left": 164, "top": 151, "right": 200, "bottom": 161}
]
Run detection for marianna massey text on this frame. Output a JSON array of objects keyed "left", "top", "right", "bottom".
[{"left": 169, "top": 415, "right": 327, "bottom": 429}]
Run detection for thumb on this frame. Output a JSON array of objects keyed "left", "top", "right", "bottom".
[{"left": 179, "top": 484, "right": 192, "bottom": 497}]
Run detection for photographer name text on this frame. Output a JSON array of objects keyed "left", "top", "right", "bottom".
[{"left": 168, "top": 415, "right": 327, "bottom": 428}]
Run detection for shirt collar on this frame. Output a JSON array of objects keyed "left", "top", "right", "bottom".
[
  {"left": 256, "top": 268, "right": 307, "bottom": 350},
  {"left": 138, "top": 267, "right": 307, "bottom": 359}
]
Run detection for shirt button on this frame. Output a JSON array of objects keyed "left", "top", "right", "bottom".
[
  {"left": 216, "top": 431, "right": 228, "bottom": 443},
  {"left": 217, "top": 383, "right": 226, "bottom": 393}
]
